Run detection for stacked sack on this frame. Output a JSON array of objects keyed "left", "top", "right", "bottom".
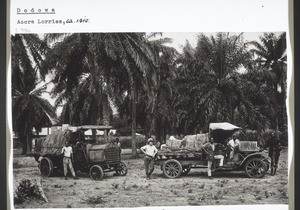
[
  {"left": 166, "top": 136, "right": 183, "bottom": 149},
  {"left": 166, "top": 133, "right": 209, "bottom": 151}
]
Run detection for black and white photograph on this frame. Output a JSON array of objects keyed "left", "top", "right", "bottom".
[{"left": 11, "top": 32, "right": 289, "bottom": 208}]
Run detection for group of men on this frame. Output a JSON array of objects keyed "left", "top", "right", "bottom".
[
  {"left": 201, "top": 132, "right": 282, "bottom": 179},
  {"left": 139, "top": 131, "right": 283, "bottom": 180},
  {"left": 60, "top": 131, "right": 283, "bottom": 180}
]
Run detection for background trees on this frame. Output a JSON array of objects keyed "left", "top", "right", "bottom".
[
  {"left": 11, "top": 34, "right": 56, "bottom": 154},
  {"left": 42, "top": 33, "right": 157, "bottom": 157},
  {"left": 174, "top": 33, "right": 270, "bottom": 134},
  {"left": 11, "top": 32, "right": 288, "bottom": 155},
  {"left": 249, "top": 33, "right": 287, "bottom": 134}
]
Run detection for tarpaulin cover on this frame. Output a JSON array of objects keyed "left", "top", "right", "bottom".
[
  {"left": 33, "top": 130, "right": 71, "bottom": 156},
  {"left": 166, "top": 133, "right": 209, "bottom": 151}
]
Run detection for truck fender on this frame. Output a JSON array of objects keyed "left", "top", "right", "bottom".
[{"left": 240, "top": 153, "right": 267, "bottom": 166}]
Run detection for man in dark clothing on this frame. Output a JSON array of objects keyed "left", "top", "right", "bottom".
[
  {"left": 265, "top": 132, "right": 283, "bottom": 176},
  {"left": 201, "top": 137, "right": 224, "bottom": 179}
]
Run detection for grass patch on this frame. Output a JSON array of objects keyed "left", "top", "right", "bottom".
[{"left": 84, "top": 196, "right": 106, "bottom": 205}]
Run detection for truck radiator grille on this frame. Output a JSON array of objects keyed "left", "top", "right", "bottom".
[{"left": 104, "top": 147, "right": 120, "bottom": 160}]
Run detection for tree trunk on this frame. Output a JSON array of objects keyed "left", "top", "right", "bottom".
[
  {"left": 87, "top": 50, "right": 104, "bottom": 125},
  {"left": 21, "top": 137, "right": 27, "bottom": 155},
  {"left": 102, "top": 93, "right": 110, "bottom": 126},
  {"left": 131, "top": 84, "right": 138, "bottom": 158},
  {"left": 229, "top": 96, "right": 234, "bottom": 122},
  {"left": 155, "top": 119, "right": 162, "bottom": 144},
  {"left": 26, "top": 133, "right": 32, "bottom": 155}
]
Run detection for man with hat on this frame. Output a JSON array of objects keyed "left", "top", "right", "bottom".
[{"left": 140, "top": 138, "right": 158, "bottom": 179}]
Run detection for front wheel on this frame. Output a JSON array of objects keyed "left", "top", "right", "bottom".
[
  {"left": 244, "top": 158, "right": 267, "bottom": 178},
  {"left": 162, "top": 159, "right": 182, "bottom": 178},
  {"left": 90, "top": 165, "right": 104, "bottom": 180},
  {"left": 115, "top": 162, "right": 128, "bottom": 176}
]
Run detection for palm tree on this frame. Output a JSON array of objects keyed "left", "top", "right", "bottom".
[
  {"left": 249, "top": 32, "right": 287, "bottom": 133},
  {"left": 174, "top": 33, "right": 267, "bottom": 133},
  {"left": 59, "top": 75, "right": 111, "bottom": 125},
  {"left": 11, "top": 34, "right": 56, "bottom": 154},
  {"left": 43, "top": 33, "right": 156, "bottom": 157},
  {"left": 144, "top": 33, "right": 178, "bottom": 142}
]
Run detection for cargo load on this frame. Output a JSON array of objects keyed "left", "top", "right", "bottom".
[
  {"left": 238, "top": 141, "right": 259, "bottom": 152},
  {"left": 33, "top": 130, "right": 71, "bottom": 156},
  {"left": 166, "top": 133, "right": 209, "bottom": 151}
]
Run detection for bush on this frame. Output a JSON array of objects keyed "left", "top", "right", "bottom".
[
  {"left": 92, "top": 135, "right": 148, "bottom": 149},
  {"left": 118, "top": 136, "right": 146, "bottom": 149},
  {"left": 237, "top": 129, "right": 288, "bottom": 146},
  {"left": 14, "top": 179, "right": 48, "bottom": 204}
]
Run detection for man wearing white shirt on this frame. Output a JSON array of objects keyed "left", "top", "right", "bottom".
[
  {"left": 227, "top": 137, "right": 235, "bottom": 159},
  {"left": 140, "top": 138, "right": 158, "bottom": 179},
  {"left": 61, "top": 141, "right": 79, "bottom": 180}
]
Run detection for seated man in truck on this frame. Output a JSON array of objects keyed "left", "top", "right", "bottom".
[
  {"left": 225, "top": 137, "right": 235, "bottom": 159},
  {"left": 214, "top": 142, "right": 225, "bottom": 168}
]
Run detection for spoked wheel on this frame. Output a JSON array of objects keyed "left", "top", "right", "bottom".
[
  {"left": 39, "top": 157, "right": 54, "bottom": 177},
  {"left": 244, "top": 158, "right": 267, "bottom": 178},
  {"left": 90, "top": 165, "right": 104, "bottom": 180},
  {"left": 115, "top": 162, "right": 128, "bottom": 176},
  {"left": 182, "top": 165, "right": 191, "bottom": 175},
  {"left": 162, "top": 159, "right": 182, "bottom": 178}
]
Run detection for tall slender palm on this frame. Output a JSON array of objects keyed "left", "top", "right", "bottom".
[
  {"left": 11, "top": 34, "right": 56, "bottom": 154},
  {"left": 145, "top": 33, "right": 178, "bottom": 141},
  {"left": 43, "top": 33, "right": 156, "bottom": 157},
  {"left": 249, "top": 32, "right": 287, "bottom": 132}
]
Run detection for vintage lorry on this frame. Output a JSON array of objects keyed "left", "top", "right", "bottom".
[
  {"left": 155, "top": 122, "right": 270, "bottom": 179},
  {"left": 30, "top": 125, "right": 127, "bottom": 180}
]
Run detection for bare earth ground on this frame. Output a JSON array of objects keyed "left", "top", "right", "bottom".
[{"left": 13, "top": 148, "right": 288, "bottom": 208}]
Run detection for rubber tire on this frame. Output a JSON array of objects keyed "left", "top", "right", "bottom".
[
  {"left": 244, "top": 158, "right": 267, "bottom": 178},
  {"left": 182, "top": 165, "right": 191, "bottom": 175},
  {"left": 116, "top": 162, "right": 128, "bottom": 176},
  {"left": 90, "top": 165, "right": 104, "bottom": 180},
  {"left": 39, "top": 157, "right": 54, "bottom": 177},
  {"left": 162, "top": 159, "right": 182, "bottom": 179}
]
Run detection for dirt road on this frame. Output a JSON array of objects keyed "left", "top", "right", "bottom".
[{"left": 13, "top": 148, "right": 289, "bottom": 208}]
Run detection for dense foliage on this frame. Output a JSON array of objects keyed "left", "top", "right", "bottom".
[{"left": 11, "top": 32, "right": 288, "bottom": 155}]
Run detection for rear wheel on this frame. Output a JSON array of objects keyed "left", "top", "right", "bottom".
[
  {"left": 90, "top": 165, "right": 104, "bottom": 180},
  {"left": 162, "top": 159, "right": 182, "bottom": 178},
  {"left": 39, "top": 157, "right": 54, "bottom": 177},
  {"left": 244, "top": 158, "right": 267, "bottom": 178},
  {"left": 115, "top": 162, "right": 128, "bottom": 176}
]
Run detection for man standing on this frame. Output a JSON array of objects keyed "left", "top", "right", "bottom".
[
  {"left": 140, "top": 138, "right": 158, "bottom": 179},
  {"left": 115, "top": 138, "right": 122, "bottom": 157},
  {"left": 265, "top": 132, "right": 282, "bottom": 176},
  {"left": 61, "top": 141, "right": 79, "bottom": 180},
  {"left": 202, "top": 137, "right": 224, "bottom": 179}
]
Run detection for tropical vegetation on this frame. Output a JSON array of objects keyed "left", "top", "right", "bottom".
[{"left": 11, "top": 32, "right": 287, "bottom": 155}]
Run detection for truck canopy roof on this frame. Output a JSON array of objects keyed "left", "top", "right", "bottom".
[
  {"left": 209, "top": 122, "right": 241, "bottom": 143},
  {"left": 209, "top": 122, "right": 241, "bottom": 131}
]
